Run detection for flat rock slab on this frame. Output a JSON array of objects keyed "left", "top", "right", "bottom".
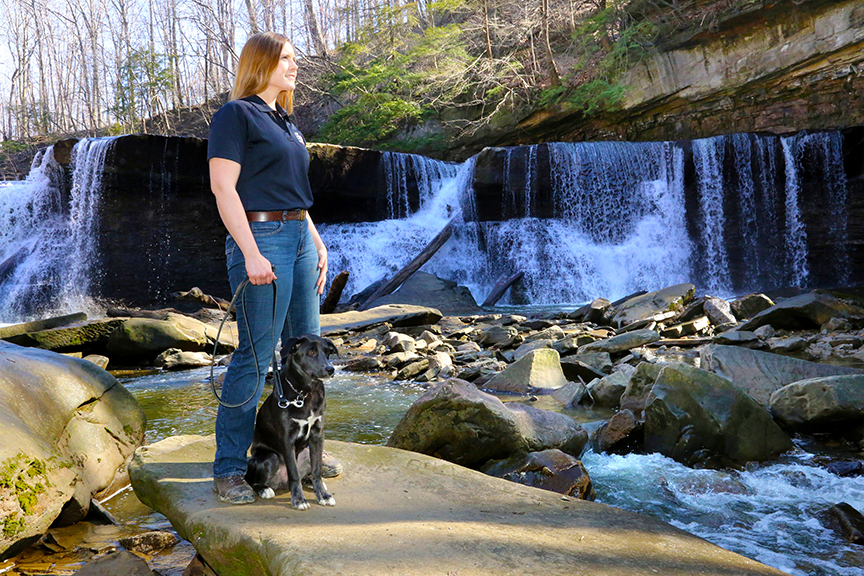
[
  {"left": 321, "top": 304, "right": 443, "bottom": 335},
  {"left": 130, "top": 435, "right": 787, "bottom": 576}
]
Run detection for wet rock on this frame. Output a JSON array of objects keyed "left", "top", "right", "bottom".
[
  {"left": 825, "top": 461, "right": 864, "bottom": 477},
  {"left": 75, "top": 551, "right": 156, "bottom": 576},
  {"left": 552, "top": 381, "right": 588, "bottom": 407},
  {"left": 753, "top": 325, "right": 775, "bottom": 340},
  {"left": 3, "top": 318, "right": 125, "bottom": 352},
  {"left": 703, "top": 297, "right": 736, "bottom": 325},
  {"left": 321, "top": 304, "right": 443, "bottom": 335},
  {"left": 767, "top": 336, "right": 808, "bottom": 354},
  {"left": 769, "top": 375, "right": 864, "bottom": 432},
  {"left": 596, "top": 409, "right": 643, "bottom": 454},
  {"left": 84, "top": 354, "right": 110, "bottom": 370},
  {"left": 822, "top": 317, "right": 852, "bottom": 332},
  {"left": 524, "top": 325, "right": 565, "bottom": 343},
  {"left": 395, "top": 359, "right": 430, "bottom": 380},
  {"left": 579, "top": 329, "right": 660, "bottom": 355},
  {"left": 457, "top": 358, "right": 505, "bottom": 381},
  {"left": 824, "top": 503, "right": 864, "bottom": 544},
  {"left": 712, "top": 331, "right": 760, "bottom": 345},
  {"left": 482, "top": 348, "right": 567, "bottom": 394},
  {"left": 480, "top": 449, "right": 596, "bottom": 500},
  {"left": 512, "top": 338, "right": 554, "bottom": 361},
  {"left": 662, "top": 317, "right": 710, "bottom": 338},
  {"left": 155, "top": 349, "right": 213, "bottom": 370},
  {"left": 700, "top": 344, "right": 862, "bottom": 407},
  {"left": 731, "top": 293, "right": 775, "bottom": 320},
  {"left": 569, "top": 352, "right": 613, "bottom": 374},
  {"left": 344, "top": 357, "right": 384, "bottom": 372},
  {"left": 738, "top": 292, "right": 864, "bottom": 332},
  {"left": 620, "top": 362, "right": 664, "bottom": 415},
  {"left": 473, "top": 325, "right": 519, "bottom": 348},
  {"left": 586, "top": 371, "right": 630, "bottom": 408},
  {"left": 119, "top": 530, "right": 180, "bottom": 554},
  {"left": 553, "top": 333, "right": 597, "bottom": 356},
  {"left": 184, "top": 554, "right": 219, "bottom": 576},
  {"left": 0, "top": 342, "right": 145, "bottom": 558},
  {"left": 570, "top": 298, "right": 611, "bottom": 324},
  {"left": 644, "top": 363, "right": 793, "bottom": 468},
  {"left": 522, "top": 319, "right": 555, "bottom": 330},
  {"left": 382, "top": 351, "right": 420, "bottom": 369},
  {"left": 559, "top": 356, "right": 605, "bottom": 383},
  {"left": 609, "top": 283, "right": 695, "bottom": 327},
  {"left": 106, "top": 314, "right": 210, "bottom": 358},
  {"left": 388, "top": 379, "right": 587, "bottom": 467}
]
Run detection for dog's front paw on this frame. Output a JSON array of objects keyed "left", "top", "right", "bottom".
[
  {"left": 258, "top": 487, "right": 276, "bottom": 499},
  {"left": 318, "top": 494, "right": 335, "bottom": 506},
  {"left": 291, "top": 496, "right": 310, "bottom": 510}
]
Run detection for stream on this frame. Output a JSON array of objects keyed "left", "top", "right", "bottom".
[{"left": 7, "top": 362, "right": 860, "bottom": 576}]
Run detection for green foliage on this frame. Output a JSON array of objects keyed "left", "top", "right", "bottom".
[
  {"left": 540, "top": 0, "right": 659, "bottom": 115},
  {"left": 0, "top": 141, "right": 28, "bottom": 154},
  {"left": 3, "top": 514, "right": 23, "bottom": 538},
  {"left": 110, "top": 48, "right": 174, "bottom": 127}
]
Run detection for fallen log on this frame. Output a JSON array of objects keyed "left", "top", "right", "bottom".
[
  {"left": 0, "top": 312, "right": 88, "bottom": 340},
  {"left": 0, "top": 245, "right": 30, "bottom": 282},
  {"left": 359, "top": 220, "right": 455, "bottom": 311},
  {"left": 172, "top": 287, "right": 231, "bottom": 311},
  {"left": 321, "top": 271, "right": 349, "bottom": 314},
  {"left": 481, "top": 272, "right": 524, "bottom": 307}
]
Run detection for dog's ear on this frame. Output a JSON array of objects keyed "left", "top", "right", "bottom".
[
  {"left": 324, "top": 339, "right": 338, "bottom": 357},
  {"left": 290, "top": 335, "right": 310, "bottom": 355}
]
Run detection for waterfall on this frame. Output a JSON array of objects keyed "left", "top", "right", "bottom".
[
  {"left": 781, "top": 135, "right": 810, "bottom": 287},
  {"left": 322, "top": 154, "right": 472, "bottom": 299},
  {"left": 0, "top": 138, "right": 115, "bottom": 322},
  {"left": 693, "top": 136, "right": 731, "bottom": 295}
]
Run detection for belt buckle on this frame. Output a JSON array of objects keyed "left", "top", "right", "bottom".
[{"left": 281, "top": 210, "right": 288, "bottom": 221}]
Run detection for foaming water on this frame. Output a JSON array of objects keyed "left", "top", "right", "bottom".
[
  {"left": 582, "top": 449, "right": 864, "bottom": 576},
  {"left": 0, "top": 138, "right": 115, "bottom": 322}
]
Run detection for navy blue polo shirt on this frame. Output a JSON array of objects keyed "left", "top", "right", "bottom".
[{"left": 207, "top": 95, "right": 313, "bottom": 211}]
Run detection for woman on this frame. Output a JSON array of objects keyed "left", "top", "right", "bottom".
[{"left": 208, "top": 32, "right": 334, "bottom": 504}]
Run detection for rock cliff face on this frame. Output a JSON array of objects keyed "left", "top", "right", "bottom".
[{"left": 456, "top": 0, "right": 864, "bottom": 155}]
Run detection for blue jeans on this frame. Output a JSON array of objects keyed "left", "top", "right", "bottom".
[{"left": 213, "top": 219, "right": 320, "bottom": 478}]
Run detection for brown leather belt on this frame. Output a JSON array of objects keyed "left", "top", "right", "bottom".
[{"left": 246, "top": 209, "right": 307, "bottom": 222}]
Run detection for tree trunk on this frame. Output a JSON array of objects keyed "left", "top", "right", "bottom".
[
  {"left": 321, "top": 271, "right": 349, "bottom": 314},
  {"left": 304, "top": 0, "right": 328, "bottom": 57},
  {"left": 359, "top": 220, "right": 455, "bottom": 310},
  {"left": 481, "top": 272, "right": 524, "bottom": 307},
  {"left": 541, "top": 0, "right": 560, "bottom": 86}
]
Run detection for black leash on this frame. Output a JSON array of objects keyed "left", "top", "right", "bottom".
[{"left": 210, "top": 278, "right": 305, "bottom": 409}]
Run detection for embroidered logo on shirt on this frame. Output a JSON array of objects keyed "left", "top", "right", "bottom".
[{"left": 292, "top": 128, "right": 305, "bottom": 145}]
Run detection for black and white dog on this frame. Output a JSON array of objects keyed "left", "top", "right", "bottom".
[{"left": 245, "top": 334, "right": 338, "bottom": 510}]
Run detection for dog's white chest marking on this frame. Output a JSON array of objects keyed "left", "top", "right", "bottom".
[{"left": 291, "top": 414, "right": 322, "bottom": 442}]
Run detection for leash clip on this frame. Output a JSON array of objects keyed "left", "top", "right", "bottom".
[{"left": 278, "top": 395, "right": 305, "bottom": 409}]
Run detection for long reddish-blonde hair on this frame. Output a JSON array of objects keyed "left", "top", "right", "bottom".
[{"left": 231, "top": 32, "right": 294, "bottom": 114}]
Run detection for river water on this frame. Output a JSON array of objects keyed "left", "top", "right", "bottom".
[{"left": 58, "top": 365, "right": 851, "bottom": 576}]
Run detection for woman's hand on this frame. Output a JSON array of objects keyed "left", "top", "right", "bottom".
[
  {"left": 315, "top": 246, "right": 328, "bottom": 295},
  {"left": 246, "top": 253, "right": 277, "bottom": 285}
]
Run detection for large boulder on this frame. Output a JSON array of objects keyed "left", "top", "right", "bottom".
[
  {"left": 363, "top": 272, "right": 483, "bottom": 316},
  {"left": 0, "top": 342, "right": 146, "bottom": 559},
  {"left": 620, "top": 362, "right": 664, "bottom": 415},
  {"left": 700, "top": 344, "right": 862, "bottom": 407},
  {"left": 3, "top": 319, "right": 125, "bottom": 352},
  {"left": 387, "top": 379, "right": 587, "bottom": 467},
  {"left": 737, "top": 292, "right": 864, "bottom": 332},
  {"left": 644, "top": 363, "right": 793, "bottom": 469},
  {"left": 608, "top": 283, "right": 695, "bottom": 327},
  {"left": 482, "top": 348, "right": 568, "bottom": 394},
  {"left": 106, "top": 313, "right": 212, "bottom": 358},
  {"left": 129, "top": 435, "right": 789, "bottom": 576},
  {"left": 769, "top": 375, "right": 864, "bottom": 432}
]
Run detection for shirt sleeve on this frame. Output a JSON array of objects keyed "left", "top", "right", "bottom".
[{"left": 207, "top": 102, "right": 246, "bottom": 163}]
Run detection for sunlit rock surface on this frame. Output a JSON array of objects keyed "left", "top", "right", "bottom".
[{"left": 130, "top": 435, "right": 788, "bottom": 576}]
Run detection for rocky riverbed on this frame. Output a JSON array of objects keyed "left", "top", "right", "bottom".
[{"left": 1, "top": 280, "right": 864, "bottom": 574}]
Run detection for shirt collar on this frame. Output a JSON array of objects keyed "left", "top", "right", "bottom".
[{"left": 243, "top": 94, "right": 289, "bottom": 119}]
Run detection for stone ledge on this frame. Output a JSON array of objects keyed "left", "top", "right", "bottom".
[{"left": 129, "top": 435, "right": 787, "bottom": 576}]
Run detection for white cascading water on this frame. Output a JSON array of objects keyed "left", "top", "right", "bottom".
[
  {"left": 693, "top": 136, "right": 732, "bottom": 295},
  {"left": 583, "top": 449, "right": 864, "bottom": 576},
  {"left": 781, "top": 135, "right": 810, "bottom": 287},
  {"left": 0, "top": 138, "right": 115, "bottom": 322}
]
